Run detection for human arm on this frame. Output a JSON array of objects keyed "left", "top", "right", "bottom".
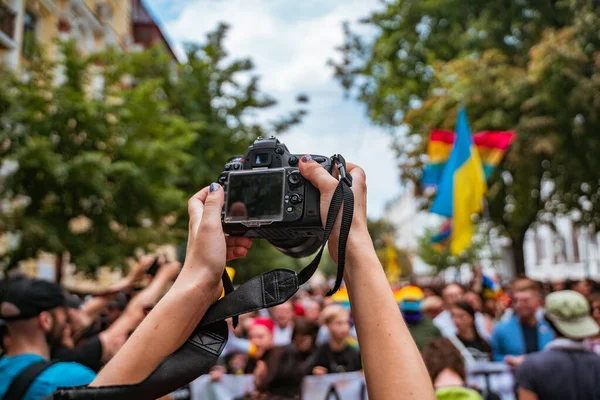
[
  {"left": 518, "top": 388, "right": 539, "bottom": 400},
  {"left": 299, "top": 158, "right": 435, "bottom": 400},
  {"left": 90, "top": 184, "right": 252, "bottom": 386}
]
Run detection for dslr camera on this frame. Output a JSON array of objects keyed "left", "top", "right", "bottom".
[{"left": 218, "top": 137, "right": 333, "bottom": 258}]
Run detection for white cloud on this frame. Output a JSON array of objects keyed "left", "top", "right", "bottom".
[{"left": 150, "top": 0, "right": 400, "bottom": 218}]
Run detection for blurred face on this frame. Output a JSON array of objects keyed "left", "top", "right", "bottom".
[
  {"left": 464, "top": 292, "right": 482, "bottom": 313},
  {"left": 272, "top": 302, "right": 294, "bottom": 328},
  {"left": 513, "top": 290, "right": 541, "bottom": 321},
  {"left": 293, "top": 334, "right": 315, "bottom": 353},
  {"left": 43, "top": 307, "right": 69, "bottom": 348},
  {"left": 450, "top": 306, "right": 474, "bottom": 334},
  {"left": 483, "top": 298, "right": 497, "bottom": 316},
  {"left": 591, "top": 300, "right": 600, "bottom": 326},
  {"left": 304, "top": 301, "right": 321, "bottom": 323},
  {"left": 327, "top": 313, "right": 350, "bottom": 342},
  {"left": 442, "top": 284, "right": 464, "bottom": 308},
  {"left": 248, "top": 325, "right": 273, "bottom": 358},
  {"left": 573, "top": 280, "right": 593, "bottom": 298}
]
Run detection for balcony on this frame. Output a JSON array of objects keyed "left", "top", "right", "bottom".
[{"left": 0, "top": 2, "right": 16, "bottom": 49}]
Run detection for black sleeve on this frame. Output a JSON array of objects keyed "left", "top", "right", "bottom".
[
  {"left": 309, "top": 345, "right": 329, "bottom": 372},
  {"left": 52, "top": 335, "right": 103, "bottom": 372}
]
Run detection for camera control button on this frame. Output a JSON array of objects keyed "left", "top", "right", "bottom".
[
  {"left": 224, "top": 164, "right": 231, "bottom": 170},
  {"left": 286, "top": 206, "right": 294, "bottom": 213},
  {"left": 289, "top": 156, "right": 298, "bottom": 166},
  {"left": 290, "top": 194, "right": 303, "bottom": 204},
  {"left": 232, "top": 163, "right": 241, "bottom": 170},
  {"left": 288, "top": 171, "right": 303, "bottom": 186},
  {"left": 314, "top": 156, "right": 327, "bottom": 163},
  {"left": 218, "top": 173, "right": 228, "bottom": 183},
  {"left": 275, "top": 147, "right": 284, "bottom": 155}
]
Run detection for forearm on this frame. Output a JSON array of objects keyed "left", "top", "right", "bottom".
[
  {"left": 344, "top": 231, "right": 435, "bottom": 400},
  {"left": 91, "top": 274, "right": 216, "bottom": 386}
]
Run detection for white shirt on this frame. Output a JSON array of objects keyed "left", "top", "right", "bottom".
[{"left": 273, "top": 324, "right": 293, "bottom": 346}]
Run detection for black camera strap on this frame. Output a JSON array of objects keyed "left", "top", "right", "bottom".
[{"left": 50, "top": 155, "right": 354, "bottom": 400}]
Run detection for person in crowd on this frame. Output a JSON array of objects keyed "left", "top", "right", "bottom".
[
  {"left": 515, "top": 290, "right": 600, "bottom": 400},
  {"left": 449, "top": 302, "right": 492, "bottom": 362},
  {"left": 422, "top": 287, "right": 439, "bottom": 299},
  {"left": 52, "top": 260, "right": 182, "bottom": 372},
  {"left": 0, "top": 278, "right": 96, "bottom": 399},
  {"left": 244, "top": 317, "right": 275, "bottom": 374},
  {"left": 490, "top": 279, "right": 554, "bottom": 362},
  {"left": 587, "top": 294, "right": 600, "bottom": 354},
  {"left": 434, "top": 283, "right": 491, "bottom": 341},
  {"left": 250, "top": 318, "right": 319, "bottom": 399},
  {"left": 464, "top": 291, "right": 494, "bottom": 337},
  {"left": 422, "top": 296, "right": 445, "bottom": 320},
  {"left": 87, "top": 159, "right": 435, "bottom": 399},
  {"left": 302, "top": 299, "right": 321, "bottom": 324},
  {"left": 398, "top": 286, "right": 442, "bottom": 351},
  {"left": 271, "top": 301, "right": 295, "bottom": 346},
  {"left": 423, "top": 338, "right": 500, "bottom": 400},
  {"left": 310, "top": 304, "right": 361, "bottom": 375},
  {"left": 571, "top": 279, "right": 594, "bottom": 299},
  {"left": 550, "top": 279, "right": 566, "bottom": 292}
]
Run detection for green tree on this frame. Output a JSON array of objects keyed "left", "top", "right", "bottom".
[
  {"left": 1, "top": 24, "right": 304, "bottom": 276},
  {"left": 332, "top": 0, "right": 600, "bottom": 275}
]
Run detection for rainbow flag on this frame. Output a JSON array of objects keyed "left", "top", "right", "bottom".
[
  {"left": 431, "top": 220, "right": 451, "bottom": 252},
  {"left": 422, "top": 129, "right": 515, "bottom": 188},
  {"left": 430, "top": 108, "right": 487, "bottom": 255}
]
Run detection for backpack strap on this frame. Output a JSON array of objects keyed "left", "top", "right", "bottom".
[{"left": 5, "top": 360, "right": 58, "bottom": 400}]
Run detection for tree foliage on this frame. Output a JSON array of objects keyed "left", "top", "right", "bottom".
[
  {"left": 0, "top": 24, "right": 304, "bottom": 275},
  {"left": 332, "top": 0, "right": 600, "bottom": 274}
]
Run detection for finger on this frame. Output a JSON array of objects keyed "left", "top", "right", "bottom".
[
  {"left": 298, "top": 155, "right": 337, "bottom": 192},
  {"left": 226, "top": 246, "right": 249, "bottom": 261},
  {"left": 188, "top": 186, "right": 210, "bottom": 232},
  {"left": 226, "top": 237, "right": 253, "bottom": 249},
  {"left": 200, "top": 183, "right": 225, "bottom": 232}
]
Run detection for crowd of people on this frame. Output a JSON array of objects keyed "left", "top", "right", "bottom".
[
  {"left": 3, "top": 259, "right": 600, "bottom": 399},
  {"left": 1, "top": 157, "right": 600, "bottom": 400}
]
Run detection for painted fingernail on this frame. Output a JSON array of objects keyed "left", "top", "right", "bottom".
[
  {"left": 301, "top": 155, "right": 313, "bottom": 163},
  {"left": 210, "top": 183, "right": 220, "bottom": 193}
]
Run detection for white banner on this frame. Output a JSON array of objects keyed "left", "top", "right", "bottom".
[
  {"left": 190, "top": 363, "right": 515, "bottom": 400},
  {"left": 190, "top": 374, "right": 255, "bottom": 400}
]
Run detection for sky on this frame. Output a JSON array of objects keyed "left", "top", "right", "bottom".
[{"left": 145, "top": 0, "right": 402, "bottom": 218}]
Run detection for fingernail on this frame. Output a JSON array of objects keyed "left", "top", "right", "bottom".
[
  {"left": 301, "top": 155, "right": 313, "bottom": 163},
  {"left": 210, "top": 183, "right": 220, "bottom": 193}
]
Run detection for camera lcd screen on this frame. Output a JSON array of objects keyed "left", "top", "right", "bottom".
[{"left": 225, "top": 169, "right": 285, "bottom": 223}]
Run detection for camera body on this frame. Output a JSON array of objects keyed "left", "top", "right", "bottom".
[{"left": 218, "top": 137, "right": 333, "bottom": 258}]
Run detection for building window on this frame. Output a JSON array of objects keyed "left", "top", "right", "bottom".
[
  {"left": 22, "top": 10, "right": 37, "bottom": 59},
  {"left": 0, "top": 2, "right": 16, "bottom": 44}
]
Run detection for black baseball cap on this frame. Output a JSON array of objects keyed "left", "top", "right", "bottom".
[{"left": 0, "top": 278, "right": 66, "bottom": 321}]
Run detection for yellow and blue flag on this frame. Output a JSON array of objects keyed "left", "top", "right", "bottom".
[{"left": 430, "top": 108, "right": 486, "bottom": 255}]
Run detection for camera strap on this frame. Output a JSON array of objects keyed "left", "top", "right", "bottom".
[{"left": 49, "top": 155, "right": 354, "bottom": 400}]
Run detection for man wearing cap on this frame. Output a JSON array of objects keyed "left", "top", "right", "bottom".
[
  {"left": 515, "top": 290, "right": 600, "bottom": 400},
  {"left": 0, "top": 278, "right": 96, "bottom": 400}
]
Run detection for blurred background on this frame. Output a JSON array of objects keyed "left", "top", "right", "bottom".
[{"left": 1, "top": 0, "right": 600, "bottom": 290}]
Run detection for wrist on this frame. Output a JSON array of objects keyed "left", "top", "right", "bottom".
[{"left": 177, "top": 262, "right": 223, "bottom": 298}]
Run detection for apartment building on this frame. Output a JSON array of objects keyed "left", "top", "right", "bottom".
[{"left": 0, "top": 0, "right": 175, "bottom": 71}]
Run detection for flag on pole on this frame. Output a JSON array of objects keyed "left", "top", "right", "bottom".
[
  {"left": 422, "top": 130, "right": 515, "bottom": 188},
  {"left": 430, "top": 108, "right": 487, "bottom": 255}
]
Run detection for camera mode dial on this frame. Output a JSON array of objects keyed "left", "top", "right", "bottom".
[{"left": 288, "top": 170, "right": 303, "bottom": 186}]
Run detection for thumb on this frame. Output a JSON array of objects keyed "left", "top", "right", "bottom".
[
  {"left": 298, "top": 155, "right": 337, "bottom": 193},
  {"left": 201, "top": 183, "right": 225, "bottom": 232}
]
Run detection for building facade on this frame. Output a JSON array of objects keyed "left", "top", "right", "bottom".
[
  {"left": 385, "top": 186, "right": 600, "bottom": 281},
  {"left": 0, "top": 0, "right": 174, "bottom": 71}
]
